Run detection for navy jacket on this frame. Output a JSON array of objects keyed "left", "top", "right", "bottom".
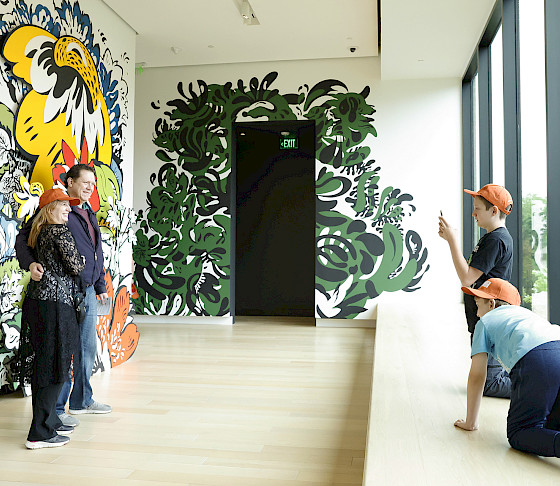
[{"left": 15, "top": 204, "right": 107, "bottom": 294}]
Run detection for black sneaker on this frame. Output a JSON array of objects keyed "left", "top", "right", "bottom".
[
  {"left": 26, "top": 435, "right": 70, "bottom": 449},
  {"left": 55, "top": 424, "right": 74, "bottom": 435}
]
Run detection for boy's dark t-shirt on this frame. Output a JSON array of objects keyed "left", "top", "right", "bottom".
[{"left": 464, "top": 226, "right": 513, "bottom": 333}]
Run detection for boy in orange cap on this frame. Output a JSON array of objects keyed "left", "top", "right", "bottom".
[
  {"left": 455, "top": 278, "right": 560, "bottom": 458},
  {"left": 438, "top": 184, "right": 513, "bottom": 398}
]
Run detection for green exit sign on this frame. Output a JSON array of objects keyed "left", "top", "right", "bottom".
[{"left": 280, "top": 136, "right": 298, "bottom": 150}]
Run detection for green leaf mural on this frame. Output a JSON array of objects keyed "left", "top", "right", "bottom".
[{"left": 134, "top": 72, "right": 429, "bottom": 318}]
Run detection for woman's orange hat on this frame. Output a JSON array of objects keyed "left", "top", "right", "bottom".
[{"left": 39, "top": 188, "right": 81, "bottom": 208}]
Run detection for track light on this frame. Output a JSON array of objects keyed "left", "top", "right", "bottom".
[{"left": 240, "top": 0, "right": 259, "bottom": 25}]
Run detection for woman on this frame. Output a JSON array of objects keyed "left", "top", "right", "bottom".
[
  {"left": 19, "top": 188, "right": 84, "bottom": 449},
  {"left": 455, "top": 278, "right": 560, "bottom": 457}
]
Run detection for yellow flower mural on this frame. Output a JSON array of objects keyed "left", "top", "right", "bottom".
[
  {"left": 2, "top": 25, "right": 112, "bottom": 195},
  {"left": 13, "top": 176, "right": 42, "bottom": 222}
]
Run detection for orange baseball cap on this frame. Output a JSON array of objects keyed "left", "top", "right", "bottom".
[
  {"left": 462, "top": 278, "right": 521, "bottom": 306},
  {"left": 464, "top": 184, "right": 513, "bottom": 215},
  {"left": 39, "top": 188, "right": 81, "bottom": 208}
]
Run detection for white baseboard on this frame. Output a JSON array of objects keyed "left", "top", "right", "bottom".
[
  {"left": 132, "top": 315, "right": 233, "bottom": 325},
  {"left": 315, "top": 318, "right": 376, "bottom": 328}
]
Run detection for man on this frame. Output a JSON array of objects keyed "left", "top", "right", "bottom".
[{"left": 16, "top": 164, "right": 111, "bottom": 428}]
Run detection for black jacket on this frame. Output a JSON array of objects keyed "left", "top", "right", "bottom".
[{"left": 15, "top": 204, "right": 106, "bottom": 294}]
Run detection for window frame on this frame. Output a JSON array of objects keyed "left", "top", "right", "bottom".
[{"left": 461, "top": 0, "right": 559, "bottom": 321}]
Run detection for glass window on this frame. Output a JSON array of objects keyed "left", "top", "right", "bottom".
[
  {"left": 519, "top": 0, "right": 548, "bottom": 318},
  {"left": 472, "top": 73, "right": 481, "bottom": 244},
  {"left": 491, "top": 25, "right": 505, "bottom": 186}
]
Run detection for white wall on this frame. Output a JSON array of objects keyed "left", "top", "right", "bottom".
[
  {"left": 372, "top": 75, "right": 464, "bottom": 308},
  {"left": 134, "top": 56, "right": 464, "bottom": 316}
]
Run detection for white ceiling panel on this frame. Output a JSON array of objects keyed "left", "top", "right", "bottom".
[
  {"left": 103, "top": 0, "right": 497, "bottom": 79},
  {"left": 103, "top": 0, "right": 378, "bottom": 68}
]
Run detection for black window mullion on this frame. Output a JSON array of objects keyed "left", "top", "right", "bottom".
[
  {"left": 462, "top": 79, "right": 475, "bottom": 253},
  {"left": 545, "top": 0, "right": 560, "bottom": 323},
  {"left": 502, "top": 0, "right": 522, "bottom": 293}
]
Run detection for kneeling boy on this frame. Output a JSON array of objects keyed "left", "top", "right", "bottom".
[{"left": 455, "top": 278, "right": 560, "bottom": 457}]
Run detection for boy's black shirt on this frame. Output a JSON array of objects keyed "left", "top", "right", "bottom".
[
  {"left": 468, "top": 226, "right": 513, "bottom": 289},
  {"left": 465, "top": 226, "right": 513, "bottom": 334}
]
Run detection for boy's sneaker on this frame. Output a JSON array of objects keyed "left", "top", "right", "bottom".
[
  {"left": 55, "top": 424, "right": 74, "bottom": 435},
  {"left": 69, "top": 401, "right": 112, "bottom": 415},
  {"left": 26, "top": 435, "right": 70, "bottom": 449},
  {"left": 58, "top": 412, "right": 80, "bottom": 427}
]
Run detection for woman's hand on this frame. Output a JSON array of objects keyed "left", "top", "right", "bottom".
[{"left": 454, "top": 418, "right": 478, "bottom": 431}]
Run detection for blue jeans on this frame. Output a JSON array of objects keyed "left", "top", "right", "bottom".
[
  {"left": 507, "top": 341, "right": 560, "bottom": 457},
  {"left": 56, "top": 286, "right": 98, "bottom": 413}
]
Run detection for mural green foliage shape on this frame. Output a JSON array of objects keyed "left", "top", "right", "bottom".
[{"left": 134, "top": 72, "right": 429, "bottom": 318}]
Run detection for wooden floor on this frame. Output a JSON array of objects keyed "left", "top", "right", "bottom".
[{"left": 0, "top": 317, "right": 374, "bottom": 486}]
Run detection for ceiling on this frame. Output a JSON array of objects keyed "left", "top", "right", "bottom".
[{"left": 103, "top": 0, "right": 496, "bottom": 79}]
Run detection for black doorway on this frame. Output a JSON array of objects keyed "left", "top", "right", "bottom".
[{"left": 233, "top": 121, "right": 315, "bottom": 317}]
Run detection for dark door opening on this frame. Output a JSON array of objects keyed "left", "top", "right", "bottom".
[{"left": 233, "top": 121, "right": 315, "bottom": 317}]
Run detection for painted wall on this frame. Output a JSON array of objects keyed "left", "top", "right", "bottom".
[
  {"left": 0, "top": 0, "right": 138, "bottom": 393},
  {"left": 133, "top": 56, "right": 463, "bottom": 320}
]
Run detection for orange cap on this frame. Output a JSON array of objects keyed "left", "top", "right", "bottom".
[
  {"left": 462, "top": 278, "right": 521, "bottom": 306},
  {"left": 464, "top": 184, "right": 513, "bottom": 215},
  {"left": 39, "top": 188, "right": 81, "bottom": 208}
]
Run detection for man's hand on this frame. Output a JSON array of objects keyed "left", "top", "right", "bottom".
[
  {"left": 454, "top": 419, "right": 479, "bottom": 431},
  {"left": 29, "top": 262, "right": 44, "bottom": 281},
  {"left": 438, "top": 216, "right": 456, "bottom": 242},
  {"left": 98, "top": 292, "right": 109, "bottom": 303}
]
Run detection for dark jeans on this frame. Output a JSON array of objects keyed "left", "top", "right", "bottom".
[
  {"left": 484, "top": 354, "right": 511, "bottom": 398},
  {"left": 465, "top": 294, "right": 511, "bottom": 398},
  {"left": 57, "top": 285, "right": 97, "bottom": 413},
  {"left": 507, "top": 341, "right": 560, "bottom": 457}
]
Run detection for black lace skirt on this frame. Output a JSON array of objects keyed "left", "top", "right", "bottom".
[{"left": 19, "top": 297, "right": 80, "bottom": 388}]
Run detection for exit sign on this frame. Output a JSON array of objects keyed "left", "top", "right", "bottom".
[{"left": 280, "top": 136, "right": 298, "bottom": 150}]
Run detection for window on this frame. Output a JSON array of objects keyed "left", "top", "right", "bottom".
[
  {"left": 472, "top": 73, "right": 481, "bottom": 244},
  {"left": 491, "top": 24, "right": 505, "bottom": 187},
  {"left": 461, "top": 0, "right": 558, "bottom": 321},
  {"left": 519, "top": 0, "right": 548, "bottom": 317}
]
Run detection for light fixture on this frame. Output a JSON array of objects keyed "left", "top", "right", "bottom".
[
  {"left": 241, "top": 1, "right": 251, "bottom": 19},
  {"left": 239, "top": 0, "right": 259, "bottom": 25}
]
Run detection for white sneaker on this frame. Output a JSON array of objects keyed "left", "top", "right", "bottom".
[
  {"left": 69, "top": 401, "right": 112, "bottom": 414},
  {"left": 26, "top": 435, "right": 70, "bottom": 449},
  {"left": 58, "top": 412, "right": 80, "bottom": 427}
]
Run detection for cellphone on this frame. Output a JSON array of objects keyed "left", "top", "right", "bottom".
[
  {"left": 440, "top": 210, "right": 443, "bottom": 217},
  {"left": 97, "top": 297, "right": 111, "bottom": 316}
]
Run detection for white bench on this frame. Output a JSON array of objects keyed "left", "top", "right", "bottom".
[{"left": 363, "top": 302, "right": 560, "bottom": 485}]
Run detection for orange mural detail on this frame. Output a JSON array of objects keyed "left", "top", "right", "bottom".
[
  {"left": 52, "top": 139, "right": 101, "bottom": 212},
  {"left": 97, "top": 269, "right": 139, "bottom": 367}
]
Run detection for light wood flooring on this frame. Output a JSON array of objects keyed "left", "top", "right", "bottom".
[{"left": 0, "top": 317, "right": 374, "bottom": 485}]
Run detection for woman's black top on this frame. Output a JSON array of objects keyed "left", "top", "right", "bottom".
[{"left": 19, "top": 224, "right": 85, "bottom": 388}]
